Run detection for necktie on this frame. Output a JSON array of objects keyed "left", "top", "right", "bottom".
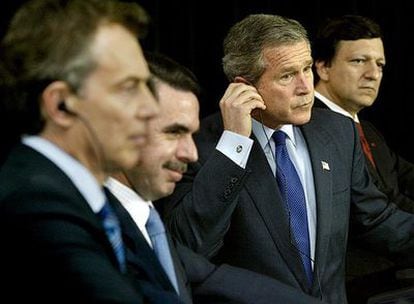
[
  {"left": 146, "top": 207, "right": 179, "bottom": 294},
  {"left": 272, "top": 130, "right": 313, "bottom": 285},
  {"left": 98, "top": 200, "right": 126, "bottom": 273},
  {"left": 355, "top": 122, "right": 376, "bottom": 169}
]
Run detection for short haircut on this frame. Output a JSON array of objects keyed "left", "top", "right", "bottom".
[
  {"left": 145, "top": 52, "right": 200, "bottom": 98},
  {"left": 0, "top": 0, "right": 149, "bottom": 135},
  {"left": 222, "top": 14, "right": 309, "bottom": 85},
  {"left": 313, "top": 15, "right": 382, "bottom": 66}
]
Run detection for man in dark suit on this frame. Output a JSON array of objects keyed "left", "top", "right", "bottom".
[
  {"left": 312, "top": 15, "right": 414, "bottom": 303},
  {"left": 106, "top": 52, "right": 324, "bottom": 303},
  {"left": 157, "top": 14, "right": 414, "bottom": 304},
  {"left": 0, "top": 0, "right": 159, "bottom": 302}
]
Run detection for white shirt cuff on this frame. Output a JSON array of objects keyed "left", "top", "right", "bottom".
[{"left": 216, "top": 130, "right": 253, "bottom": 169}]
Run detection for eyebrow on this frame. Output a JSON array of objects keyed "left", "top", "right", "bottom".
[
  {"left": 280, "top": 59, "right": 314, "bottom": 73},
  {"left": 163, "top": 123, "right": 191, "bottom": 133}
]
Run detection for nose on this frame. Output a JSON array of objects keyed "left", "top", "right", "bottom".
[
  {"left": 296, "top": 71, "right": 313, "bottom": 95},
  {"left": 177, "top": 135, "right": 198, "bottom": 163},
  {"left": 364, "top": 62, "right": 382, "bottom": 80}
]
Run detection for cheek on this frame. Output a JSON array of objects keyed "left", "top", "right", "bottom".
[
  {"left": 265, "top": 91, "right": 289, "bottom": 112},
  {"left": 85, "top": 109, "right": 122, "bottom": 149},
  {"left": 335, "top": 73, "right": 354, "bottom": 87},
  {"left": 142, "top": 143, "right": 167, "bottom": 166},
  {"left": 110, "top": 112, "right": 136, "bottom": 140},
  {"left": 259, "top": 82, "right": 286, "bottom": 104}
]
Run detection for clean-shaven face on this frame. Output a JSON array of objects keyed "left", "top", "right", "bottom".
[
  {"left": 72, "top": 23, "right": 159, "bottom": 173},
  {"left": 256, "top": 40, "right": 314, "bottom": 129},
  {"left": 320, "top": 38, "right": 385, "bottom": 114}
]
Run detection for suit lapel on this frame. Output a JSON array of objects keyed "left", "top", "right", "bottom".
[
  {"left": 19, "top": 145, "right": 119, "bottom": 267},
  {"left": 166, "top": 233, "right": 193, "bottom": 303},
  {"left": 301, "top": 118, "right": 334, "bottom": 290},
  {"left": 244, "top": 117, "right": 338, "bottom": 291},
  {"left": 107, "top": 193, "right": 177, "bottom": 293},
  {"left": 244, "top": 138, "right": 310, "bottom": 290}
]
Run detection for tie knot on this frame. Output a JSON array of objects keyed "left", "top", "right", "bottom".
[
  {"left": 98, "top": 200, "right": 117, "bottom": 224},
  {"left": 272, "top": 130, "right": 287, "bottom": 146},
  {"left": 355, "top": 122, "right": 364, "bottom": 135},
  {"left": 146, "top": 207, "right": 166, "bottom": 237}
]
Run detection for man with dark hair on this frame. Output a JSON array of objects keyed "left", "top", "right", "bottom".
[
  {"left": 0, "top": 0, "right": 158, "bottom": 302},
  {"left": 313, "top": 14, "right": 414, "bottom": 303}
]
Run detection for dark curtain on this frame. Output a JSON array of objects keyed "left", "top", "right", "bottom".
[{"left": 2, "top": 0, "right": 412, "bottom": 162}]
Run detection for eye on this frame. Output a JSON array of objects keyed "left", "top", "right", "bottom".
[
  {"left": 280, "top": 73, "right": 294, "bottom": 82},
  {"left": 304, "top": 65, "right": 313, "bottom": 74},
  {"left": 164, "top": 125, "right": 190, "bottom": 139},
  {"left": 351, "top": 58, "right": 365, "bottom": 64},
  {"left": 166, "top": 131, "right": 181, "bottom": 139},
  {"left": 120, "top": 80, "right": 139, "bottom": 96},
  {"left": 377, "top": 62, "right": 385, "bottom": 70}
]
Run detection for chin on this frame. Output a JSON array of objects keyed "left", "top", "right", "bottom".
[
  {"left": 162, "top": 184, "right": 176, "bottom": 197},
  {"left": 292, "top": 113, "right": 312, "bottom": 126}
]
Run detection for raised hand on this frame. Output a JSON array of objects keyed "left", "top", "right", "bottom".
[{"left": 219, "top": 83, "right": 266, "bottom": 137}]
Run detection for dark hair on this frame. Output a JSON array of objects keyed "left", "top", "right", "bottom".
[
  {"left": 145, "top": 52, "right": 200, "bottom": 98},
  {"left": 313, "top": 15, "right": 382, "bottom": 66},
  {"left": 0, "top": 0, "right": 149, "bottom": 136}
]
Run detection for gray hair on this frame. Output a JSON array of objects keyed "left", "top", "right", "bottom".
[{"left": 222, "top": 14, "right": 309, "bottom": 84}]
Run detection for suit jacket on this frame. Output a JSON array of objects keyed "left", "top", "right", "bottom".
[
  {"left": 159, "top": 107, "right": 414, "bottom": 304},
  {"left": 0, "top": 144, "right": 143, "bottom": 303},
  {"left": 108, "top": 189, "right": 326, "bottom": 304},
  {"left": 313, "top": 97, "right": 414, "bottom": 213},
  {"left": 107, "top": 190, "right": 191, "bottom": 304},
  {"left": 362, "top": 120, "right": 414, "bottom": 213},
  {"left": 313, "top": 97, "right": 414, "bottom": 301}
]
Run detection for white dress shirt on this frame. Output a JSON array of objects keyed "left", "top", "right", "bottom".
[
  {"left": 215, "top": 119, "right": 317, "bottom": 263},
  {"left": 105, "top": 177, "right": 153, "bottom": 247},
  {"left": 315, "top": 91, "right": 360, "bottom": 123}
]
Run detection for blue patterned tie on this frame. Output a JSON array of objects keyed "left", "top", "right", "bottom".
[
  {"left": 98, "top": 200, "right": 126, "bottom": 273},
  {"left": 146, "top": 207, "right": 179, "bottom": 294},
  {"left": 273, "top": 130, "right": 313, "bottom": 285}
]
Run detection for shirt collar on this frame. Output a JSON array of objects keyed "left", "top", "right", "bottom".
[
  {"left": 314, "top": 91, "right": 360, "bottom": 123},
  {"left": 252, "top": 118, "right": 296, "bottom": 149},
  {"left": 23, "top": 135, "right": 106, "bottom": 213},
  {"left": 105, "top": 177, "right": 152, "bottom": 227}
]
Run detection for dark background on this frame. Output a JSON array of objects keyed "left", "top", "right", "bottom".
[{"left": 2, "top": 0, "right": 413, "bottom": 162}]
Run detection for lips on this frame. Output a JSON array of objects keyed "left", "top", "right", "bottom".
[
  {"left": 360, "top": 86, "right": 376, "bottom": 93},
  {"left": 295, "top": 101, "right": 312, "bottom": 109},
  {"left": 168, "top": 170, "right": 183, "bottom": 182}
]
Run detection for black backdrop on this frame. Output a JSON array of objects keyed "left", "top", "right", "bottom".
[{"left": 2, "top": 0, "right": 413, "bottom": 162}]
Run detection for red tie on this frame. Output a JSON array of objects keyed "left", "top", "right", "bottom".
[{"left": 355, "top": 123, "right": 376, "bottom": 169}]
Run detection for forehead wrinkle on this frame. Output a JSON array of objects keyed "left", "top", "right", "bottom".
[{"left": 264, "top": 43, "right": 312, "bottom": 72}]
